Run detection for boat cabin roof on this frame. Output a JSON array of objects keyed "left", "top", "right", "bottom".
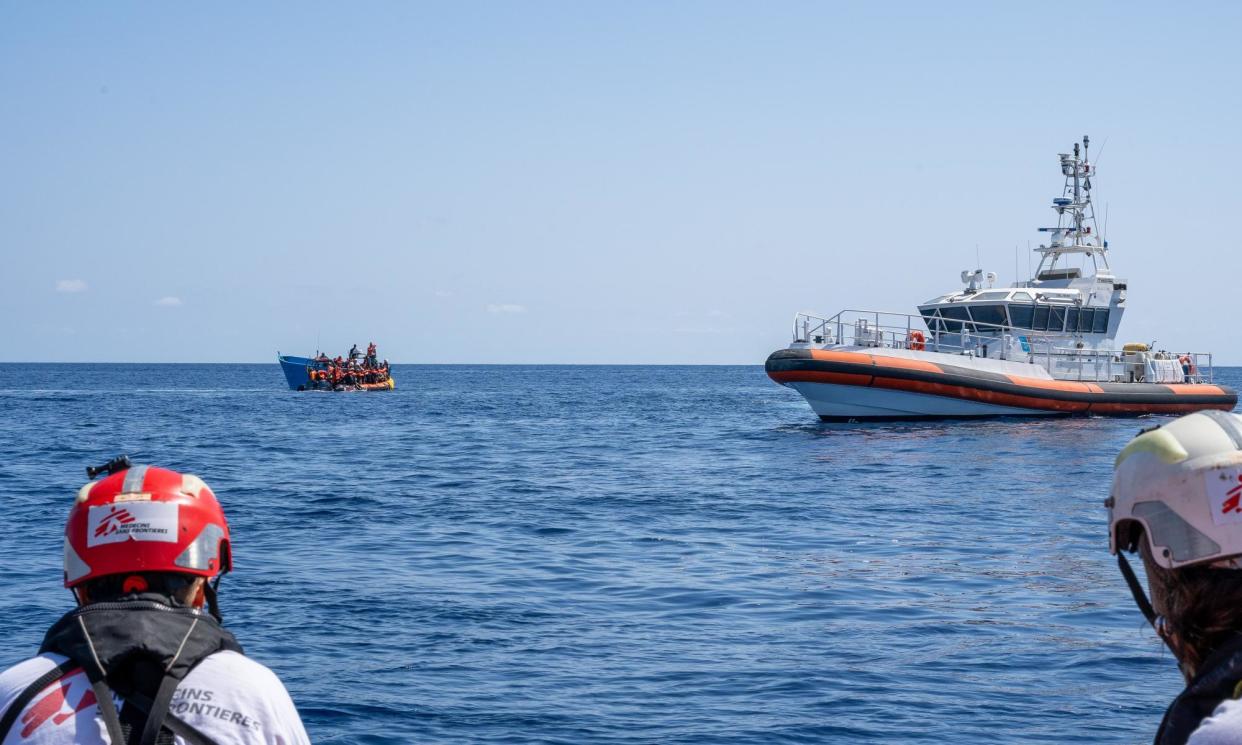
[{"left": 922, "top": 287, "right": 1080, "bottom": 306}]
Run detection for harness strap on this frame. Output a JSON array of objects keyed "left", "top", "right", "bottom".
[
  {"left": 122, "top": 690, "right": 218, "bottom": 745},
  {"left": 90, "top": 677, "right": 128, "bottom": 745},
  {"left": 0, "top": 659, "right": 79, "bottom": 741},
  {"left": 162, "top": 712, "right": 218, "bottom": 745},
  {"left": 139, "top": 674, "right": 181, "bottom": 745}
]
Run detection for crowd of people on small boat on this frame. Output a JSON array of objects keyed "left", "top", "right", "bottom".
[{"left": 303, "top": 342, "right": 391, "bottom": 390}]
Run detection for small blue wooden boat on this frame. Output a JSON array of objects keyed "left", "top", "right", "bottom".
[{"left": 277, "top": 354, "right": 322, "bottom": 390}]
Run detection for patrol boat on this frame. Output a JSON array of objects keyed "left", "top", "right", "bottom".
[{"left": 766, "top": 136, "right": 1237, "bottom": 421}]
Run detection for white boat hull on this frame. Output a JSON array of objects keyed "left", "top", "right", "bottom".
[
  {"left": 788, "top": 380, "right": 1053, "bottom": 421},
  {"left": 766, "top": 346, "right": 1237, "bottom": 422}
]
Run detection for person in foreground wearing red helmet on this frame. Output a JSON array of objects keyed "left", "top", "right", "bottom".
[
  {"left": 1110, "top": 410, "right": 1242, "bottom": 745},
  {"left": 0, "top": 457, "right": 310, "bottom": 744}
]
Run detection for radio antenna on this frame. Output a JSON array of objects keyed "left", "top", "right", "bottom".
[{"left": 1089, "top": 136, "right": 1109, "bottom": 169}]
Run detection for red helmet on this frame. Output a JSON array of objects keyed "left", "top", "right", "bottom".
[{"left": 64, "top": 464, "right": 232, "bottom": 588}]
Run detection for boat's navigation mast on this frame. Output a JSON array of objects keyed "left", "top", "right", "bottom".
[{"left": 1033, "top": 135, "right": 1108, "bottom": 280}]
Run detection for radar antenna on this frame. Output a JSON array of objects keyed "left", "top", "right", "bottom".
[{"left": 1032, "top": 136, "right": 1108, "bottom": 282}]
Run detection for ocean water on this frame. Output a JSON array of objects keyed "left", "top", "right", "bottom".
[{"left": 0, "top": 363, "right": 1239, "bottom": 744}]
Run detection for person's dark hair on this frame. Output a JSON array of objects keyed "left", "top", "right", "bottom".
[
  {"left": 80, "top": 572, "right": 201, "bottom": 606},
  {"left": 1141, "top": 541, "right": 1242, "bottom": 676}
]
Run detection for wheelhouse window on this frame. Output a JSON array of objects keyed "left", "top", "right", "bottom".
[
  {"left": 937, "top": 305, "right": 971, "bottom": 333},
  {"left": 1077, "top": 308, "right": 1095, "bottom": 332},
  {"left": 1092, "top": 308, "right": 1110, "bottom": 333},
  {"left": 1048, "top": 306, "right": 1066, "bottom": 332},
  {"left": 1008, "top": 302, "right": 1035, "bottom": 328},
  {"left": 968, "top": 304, "right": 1007, "bottom": 329},
  {"left": 1032, "top": 305, "right": 1050, "bottom": 330}
]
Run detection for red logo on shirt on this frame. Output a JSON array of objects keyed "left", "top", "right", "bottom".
[
  {"left": 92, "top": 506, "right": 137, "bottom": 538},
  {"left": 19, "top": 669, "right": 95, "bottom": 738}
]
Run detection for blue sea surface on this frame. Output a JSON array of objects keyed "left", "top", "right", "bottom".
[{"left": 1, "top": 363, "right": 1239, "bottom": 743}]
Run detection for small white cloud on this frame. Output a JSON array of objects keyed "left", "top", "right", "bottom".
[
  {"left": 154, "top": 296, "right": 183, "bottom": 307},
  {"left": 56, "top": 279, "right": 88, "bottom": 293},
  {"left": 487, "top": 303, "right": 526, "bottom": 314},
  {"left": 434, "top": 290, "right": 454, "bottom": 298}
]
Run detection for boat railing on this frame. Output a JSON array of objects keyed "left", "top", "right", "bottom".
[
  {"left": 791, "top": 310, "right": 1217, "bottom": 384},
  {"left": 792, "top": 309, "right": 1044, "bottom": 357},
  {"left": 1033, "top": 346, "right": 1215, "bottom": 384}
]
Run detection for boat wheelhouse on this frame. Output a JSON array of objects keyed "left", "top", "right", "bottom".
[{"left": 767, "top": 137, "right": 1236, "bottom": 421}]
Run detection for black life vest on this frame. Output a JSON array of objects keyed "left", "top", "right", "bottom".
[
  {"left": 0, "top": 597, "right": 243, "bottom": 745},
  {"left": 1156, "top": 634, "right": 1242, "bottom": 745}
]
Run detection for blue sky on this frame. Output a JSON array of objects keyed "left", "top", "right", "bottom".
[{"left": 3, "top": 2, "right": 1239, "bottom": 363}]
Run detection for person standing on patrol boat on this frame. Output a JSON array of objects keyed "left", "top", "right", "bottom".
[
  {"left": 0, "top": 457, "right": 310, "bottom": 744},
  {"left": 1109, "top": 411, "right": 1242, "bottom": 744}
]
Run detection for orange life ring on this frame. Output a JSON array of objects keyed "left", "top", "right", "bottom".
[{"left": 907, "top": 330, "right": 926, "bottom": 351}]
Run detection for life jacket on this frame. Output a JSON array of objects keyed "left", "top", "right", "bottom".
[
  {"left": 0, "top": 596, "right": 243, "bottom": 745},
  {"left": 1155, "top": 634, "right": 1242, "bottom": 745}
]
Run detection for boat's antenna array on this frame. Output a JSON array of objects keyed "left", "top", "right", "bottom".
[{"left": 1034, "top": 135, "right": 1108, "bottom": 276}]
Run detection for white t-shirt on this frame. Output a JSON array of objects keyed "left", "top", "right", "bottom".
[
  {"left": 0, "top": 651, "right": 310, "bottom": 744},
  {"left": 1190, "top": 697, "right": 1242, "bottom": 745}
]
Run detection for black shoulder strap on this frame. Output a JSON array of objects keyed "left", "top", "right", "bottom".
[
  {"left": 0, "top": 659, "right": 79, "bottom": 741},
  {"left": 163, "top": 712, "right": 219, "bottom": 745},
  {"left": 89, "top": 676, "right": 128, "bottom": 745},
  {"left": 123, "top": 685, "right": 219, "bottom": 745},
  {"left": 139, "top": 674, "right": 181, "bottom": 745}
]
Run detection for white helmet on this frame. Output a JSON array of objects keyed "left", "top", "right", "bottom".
[{"left": 1109, "top": 410, "right": 1242, "bottom": 570}]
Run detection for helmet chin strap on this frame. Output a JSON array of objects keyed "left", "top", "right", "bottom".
[
  {"left": 204, "top": 575, "right": 223, "bottom": 623},
  {"left": 1117, "top": 552, "right": 1157, "bottom": 625},
  {"left": 1117, "top": 552, "right": 1184, "bottom": 667}
]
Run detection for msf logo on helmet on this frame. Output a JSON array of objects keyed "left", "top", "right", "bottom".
[
  {"left": 92, "top": 507, "right": 137, "bottom": 538},
  {"left": 85, "top": 501, "right": 180, "bottom": 548},
  {"left": 1221, "top": 474, "right": 1242, "bottom": 516}
]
